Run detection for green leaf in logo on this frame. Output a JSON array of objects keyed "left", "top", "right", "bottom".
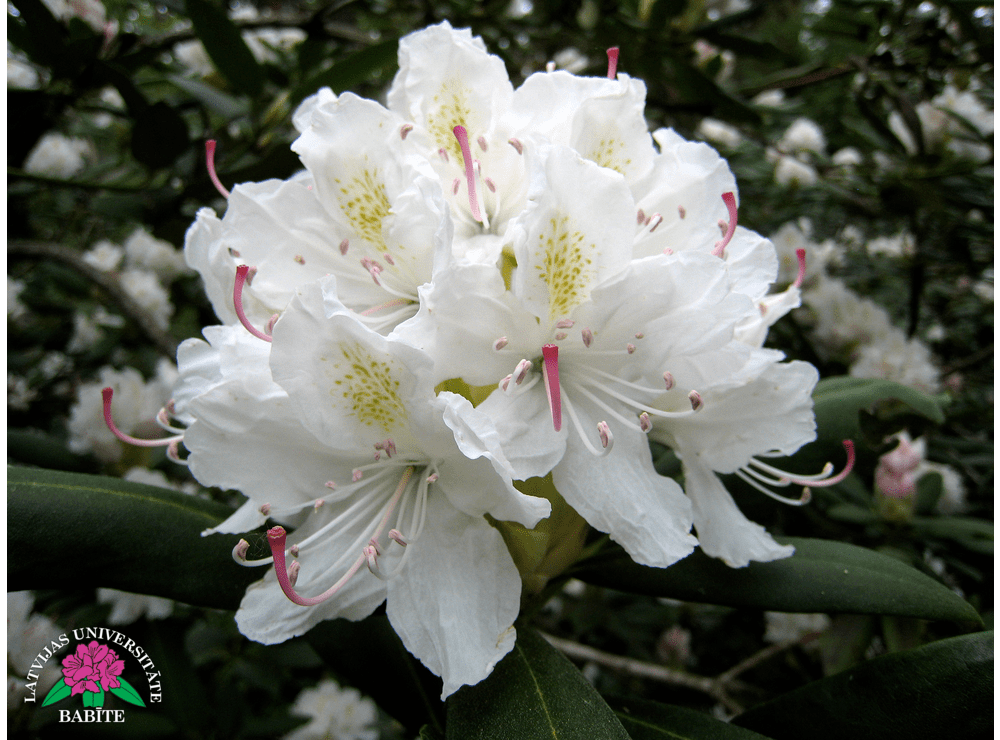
[
  {"left": 40, "top": 679, "right": 71, "bottom": 707},
  {"left": 110, "top": 678, "right": 146, "bottom": 707}
]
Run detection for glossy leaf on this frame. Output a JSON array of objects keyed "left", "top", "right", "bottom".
[
  {"left": 446, "top": 627, "right": 630, "bottom": 740},
  {"left": 910, "top": 516, "right": 994, "bottom": 554},
  {"left": 183, "top": 0, "right": 263, "bottom": 97},
  {"left": 40, "top": 679, "right": 72, "bottom": 707},
  {"left": 812, "top": 377, "right": 946, "bottom": 445},
  {"left": 167, "top": 75, "right": 250, "bottom": 118},
  {"left": 111, "top": 678, "right": 147, "bottom": 707},
  {"left": 734, "top": 632, "right": 993, "bottom": 740},
  {"left": 7, "top": 467, "right": 258, "bottom": 609},
  {"left": 571, "top": 538, "right": 980, "bottom": 623},
  {"left": 606, "top": 696, "right": 772, "bottom": 740}
]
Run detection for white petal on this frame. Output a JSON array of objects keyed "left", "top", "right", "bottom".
[
  {"left": 201, "top": 499, "right": 267, "bottom": 536},
  {"left": 386, "top": 493, "right": 522, "bottom": 698},
  {"left": 475, "top": 385, "right": 567, "bottom": 480},
  {"left": 681, "top": 459, "right": 795, "bottom": 568},
  {"left": 553, "top": 411, "right": 697, "bottom": 569}
]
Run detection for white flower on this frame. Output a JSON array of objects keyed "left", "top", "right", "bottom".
[
  {"left": 67, "top": 306, "right": 125, "bottom": 354},
  {"left": 888, "top": 84, "right": 993, "bottom": 161},
  {"left": 8, "top": 276, "right": 28, "bottom": 320},
  {"left": 8, "top": 373, "right": 37, "bottom": 411},
  {"left": 763, "top": 612, "right": 830, "bottom": 644},
  {"left": 83, "top": 240, "right": 125, "bottom": 272},
  {"left": 850, "top": 333, "right": 940, "bottom": 393},
  {"left": 120, "top": 269, "right": 173, "bottom": 328},
  {"left": 752, "top": 89, "right": 785, "bottom": 108},
  {"left": 243, "top": 28, "right": 307, "bottom": 63},
  {"left": 7, "top": 44, "right": 42, "bottom": 89},
  {"left": 696, "top": 118, "right": 743, "bottom": 149},
  {"left": 41, "top": 0, "right": 109, "bottom": 33},
  {"left": 865, "top": 232, "right": 914, "bottom": 258},
  {"left": 8, "top": 592, "right": 63, "bottom": 710},
  {"left": 284, "top": 679, "right": 378, "bottom": 740},
  {"left": 23, "top": 132, "right": 92, "bottom": 178},
  {"left": 403, "top": 143, "right": 763, "bottom": 569},
  {"left": 773, "top": 154, "right": 818, "bottom": 187},
  {"left": 96, "top": 588, "right": 173, "bottom": 625},
  {"left": 124, "top": 228, "right": 190, "bottom": 282},
  {"left": 832, "top": 147, "right": 863, "bottom": 166},
  {"left": 175, "top": 280, "right": 549, "bottom": 698},
  {"left": 551, "top": 48, "right": 590, "bottom": 74},
  {"left": 778, "top": 118, "right": 826, "bottom": 154},
  {"left": 801, "top": 277, "right": 895, "bottom": 353}
]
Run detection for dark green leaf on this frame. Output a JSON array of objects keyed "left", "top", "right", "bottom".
[
  {"left": 913, "top": 471, "right": 943, "bottom": 515},
  {"left": 306, "top": 614, "right": 444, "bottom": 736},
  {"left": 40, "top": 678, "right": 72, "bottom": 707},
  {"left": 291, "top": 39, "right": 399, "bottom": 104},
  {"left": 812, "top": 377, "right": 946, "bottom": 445},
  {"left": 571, "top": 538, "right": 980, "bottom": 623},
  {"left": 734, "top": 632, "right": 993, "bottom": 740},
  {"left": 7, "top": 428, "right": 96, "bottom": 472},
  {"left": 183, "top": 0, "right": 264, "bottom": 97},
  {"left": 910, "top": 516, "right": 993, "bottom": 554},
  {"left": 607, "top": 696, "right": 772, "bottom": 740},
  {"left": 167, "top": 74, "right": 251, "bottom": 118},
  {"left": 446, "top": 627, "right": 630, "bottom": 740},
  {"left": 7, "top": 467, "right": 259, "bottom": 609},
  {"left": 110, "top": 677, "right": 146, "bottom": 707}
]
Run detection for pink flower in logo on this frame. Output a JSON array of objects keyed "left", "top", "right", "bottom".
[{"left": 61, "top": 641, "right": 125, "bottom": 696}]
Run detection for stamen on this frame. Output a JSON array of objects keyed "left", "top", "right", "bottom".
[
  {"left": 426, "top": 472, "right": 438, "bottom": 483},
  {"left": 267, "top": 526, "right": 366, "bottom": 607},
  {"left": 597, "top": 421, "right": 613, "bottom": 449},
  {"left": 606, "top": 47, "right": 619, "bottom": 79},
  {"left": 485, "top": 177, "right": 497, "bottom": 193},
  {"left": 388, "top": 529, "right": 408, "bottom": 546},
  {"left": 794, "top": 248, "right": 807, "bottom": 288},
  {"left": 513, "top": 359, "right": 532, "bottom": 385},
  {"left": 634, "top": 332, "right": 644, "bottom": 339},
  {"left": 556, "top": 318, "right": 575, "bottom": 329},
  {"left": 438, "top": 147, "right": 449, "bottom": 162},
  {"left": 383, "top": 252, "right": 395, "bottom": 266},
  {"left": 477, "top": 136, "right": 489, "bottom": 151},
  {"left": 452, "top": 177, "right": 461, "bottom": 195},
  {"left": 287, "top": 560, "right": 300, "bottom": 587},
  {"left": 339, "top": 238, "right": 350, "bottom": 255},
  {"left": 648, "top": 213, "right": 663, "bottom": 232},
  {"left": 626, "top": 343, "right": 636, "bottom": 354},
  {"left": 546, "top": 60, "right": 556, "bottom": 72},
  {"left": 735, "top": 470, "right": 813, "bottom": 506},
  {"left": 493, "top": 336, "right": 509, "bottom": 351},
  {"left": 555, "top": 332, "right": 568, "bottom": 341},
  {"left": 712, "top": 192, "right": 738, "bottom": 257},
  {"left": 367, "top": 536, "right": 382, "bottom": 557},
  {"left": 638, "top": 412, "right": 652, "bottom": 432},
  {"left": 499, "top": 374, "right": 512, "bottom": 391},
  {"left": 259, "top": 503, "right": 271, "bottom": 516},
  {"left": 637, "top": 208, "right": 647, "bottom": 225},
  {"left": 541, "top": 344, "right": 562, "bottom": 432},
  {"left": 400, "top": 123, "right": 413, "bottom": 140},
  {"left": 360, "top": 257, "right": 383, "bottom": 285},
  {"left": 233, "top": 539, "right": 249, "bottom": 562},
  {"left": 290, "top": 544, "right": 300, "bottom": 558},
  {"left": 508, "top": 138, "right": 524, "bottom": 155},
  {"left": 562, "top": 393, "right": 612, "bottom": 458},
  {"left": 101, "top": 388, "right": 184, "bottom": 448},
  {"left": 294, "top": 254, "right": 305, "bottom": 264},
  {"left": 265, "top": 314, "right": 279, "bottom": 334},
  {"left": 663, "top": 372, "right": 675, "bottom": 390},
  {"left": 678, "top": 205, "right": 686, "bottom": 219},
  {"left": 452, "top": 125, "right": 484, "bottom": 223},
  {"left": 315, "top": 498, "right": 325, "bottom": 511},
  {"left": 352, "top": 469, "right": 363, "bottom": 482},
  {"left": 205, "top": 140, "right": 230, "bottom": 199},
  {"left": 688, "top": 390, "right": 703, "bottom": 411},
  {"left": 582, "top": 328, "right": 594, "bottom": 347},
  {"left": 233, "top": 265, "right": 273, "bottom": 342}
]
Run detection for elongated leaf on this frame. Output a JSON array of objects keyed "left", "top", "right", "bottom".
[
  {"left": 607, "top": 696, "right": 772, "bottom": 740},
  {"left": 7, "top": 467, "right": 259, "bottom": 609},
  {"left": 111, "top": 677, "right": 147, "bottom": 707},
  {"left": 446, "top": 627, "right": 630, "bottom": 740},
  {"left": 570, "top": 538, "right": 980, "bottom": 623},
  {"left": 167, "top": 74, "right": 250, "bottom": 118},
  {"left": 306, "top": 614, "right": 444, "bottom": 736},
  {"left": 734, "top": 632, "right": 993, "bottom": 740},
  {"left": 40, "top": 678, "right": 72, "bottom": 707},
  {"left": 910, "top": 516, "right": 994, "bottom": 554},
  {"left": 82, "top": 686, "right": 104, "bottom": 707},
  {"left": 183, "top": 0, "right": 263, "bottom": 97},
  {"left": 291, "top": 39, "right": 399, "bottom": 104},
  {"left": 812, "top": 377, "right": 946, "bottom": 445}
]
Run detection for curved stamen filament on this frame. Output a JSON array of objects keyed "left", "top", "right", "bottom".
[
  {"left": 234, "top": 266, "right": 273, "bottom": 343},
  {"left": 583, "top": 365, "right": 665, "bottom": 395},
  {"left": 562, "top": 392, "right": 612, "bottom": 458},
  {"left": 575, "top": 375, "right": 700, "bottom": 419},
  {"left": 734, "top": 470, "right": 812, "bottom": 506},
  {"left": 102, "top": 388, "right": 185, "bottom": 448},
  {"left": 268, "top": 526, "right": 367, "bottom": 607},
  {"left": 712, "top": 192, "right": 738, "bottom": 257},
  {"left": 748, "top": 440, "right": 855, "bottom": 488},
  {"left": 156, "top": 406, "right": 187, "bottom": 434},
  {"left": 205, "top": 140, "right": 230, "bottom": 199}
]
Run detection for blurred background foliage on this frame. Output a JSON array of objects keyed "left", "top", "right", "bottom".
[{"left": 7, "top": 0, "right": 993, "bottom": 738}]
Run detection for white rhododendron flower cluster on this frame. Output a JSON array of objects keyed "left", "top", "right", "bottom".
[{"left": 102, "top": 23, "right": 851, "bottom": 697}]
